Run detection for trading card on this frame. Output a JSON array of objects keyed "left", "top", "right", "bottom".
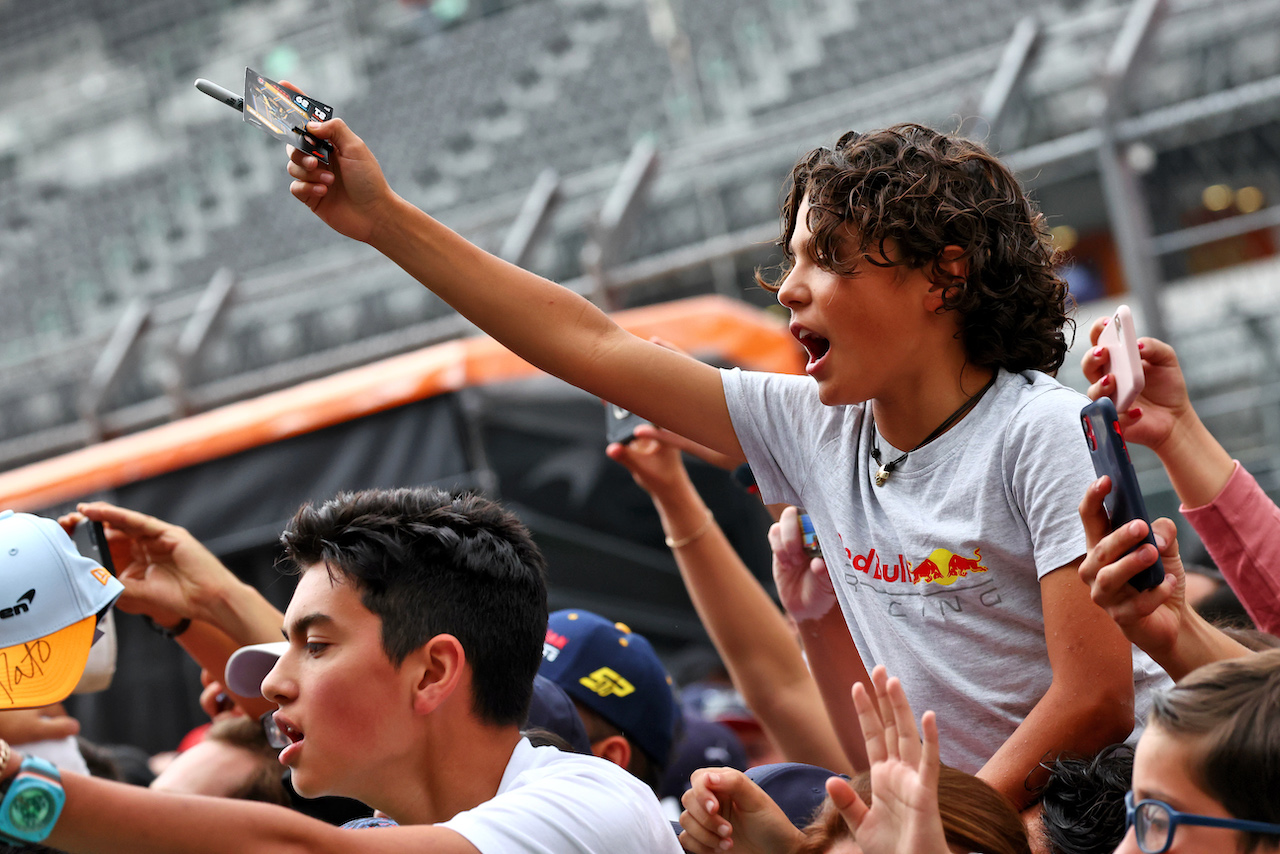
[{"left": 242, "top": 68, "right": 334, "bottom": 163}]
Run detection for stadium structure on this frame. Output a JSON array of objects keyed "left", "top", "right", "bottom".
[{"left": 2, "top": 0, "right": 1280, "bottom": 748}]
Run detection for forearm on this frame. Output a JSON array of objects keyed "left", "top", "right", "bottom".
[
  {"left": 194, "top": 579, "right": 285, "bottom": 648},
  {"left": 795, "top": 608, "right": 871, "bottom": 773},
  {"left": 48, "top": 773, "right": 334, "bottom": 854},
  {"left": 1155, "top": 608, "right": 1254, "bottom": 681},
  {"left": 977, "top": 677, "right": 1133, "bottom": 808},
  {"left": 1152, "top": 411, "right": 1234, "bottom": 509},
  {"left": 370, "top": 196, "right": 740, "bottom": 456},
  {"left": 648, "top": 480, "right": 851, "bottom": 772}
]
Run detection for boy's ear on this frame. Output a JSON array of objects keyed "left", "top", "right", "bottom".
[
  {"left": 590, "top": 734, "right": 632, "bottom": 770},
  {"left": 925, "top": 245, "right": 968, "bottom": 310},
  {"left": 408, "top": 634, "right": 467, "bottom": 716}
]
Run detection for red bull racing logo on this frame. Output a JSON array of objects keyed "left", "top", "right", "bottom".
[{"left": 909, "top": 547, "right": 988, "bottom": 586}]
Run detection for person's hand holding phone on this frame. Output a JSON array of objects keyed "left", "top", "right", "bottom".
[
  {"left": 1080, "top": 316, "right": 1193, "bottom": 454},
  {"left": 1077, "top": 476, "right": 1187, "bottom": 665},
  {"left": 60, "top": 502, "right": 241, "bottom": 627},
  {"left": 768, "top": 506, "right": 836, "bottom": 622}
]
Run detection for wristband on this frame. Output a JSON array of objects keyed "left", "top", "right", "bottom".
[{"left": 142, "top": 615, "right": 191, "bottom": 639}]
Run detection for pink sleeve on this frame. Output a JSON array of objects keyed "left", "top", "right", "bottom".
[{"left": 1181, "top": 462, "right": 1280, "bottom": 634}]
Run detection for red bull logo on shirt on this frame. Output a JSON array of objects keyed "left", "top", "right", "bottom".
[{"left": 909, "top": 547, "right": 988, "bottom": 586}]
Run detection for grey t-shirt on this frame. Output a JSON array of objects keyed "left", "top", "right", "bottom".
[{"left": 723, "top": 367, "right": 1168, "bottom": 773}]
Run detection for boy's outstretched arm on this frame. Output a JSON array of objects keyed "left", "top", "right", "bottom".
[
  {"left": 45, "top": 769, "right": 479, "bottom": 854},
  {"left": 975, "top": 558, "right": 1135, "bottom": 809},
  {"left": 285, "top": 120, "right": 742, "bottom": 459}
]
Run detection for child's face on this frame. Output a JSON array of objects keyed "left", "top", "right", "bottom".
[
  {"left": 776, "top": 198, "right": 941, "bottom": 407},
  {"left": 1118, "top": 723, "right": 1243, "bottom": 854},
  {"left": 260, "top": 565, "right": 419, "bottom": 803}
]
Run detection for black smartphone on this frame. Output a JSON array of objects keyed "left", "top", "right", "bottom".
[
  {"left": 71, "top": 519, "right": 115, "bottom": 574},
  {"left": 604, "top": 402, "right": 650, "bottom": 445},
  {"left": 1080, "top": 398, "right": 1164, "bottom": 591}
]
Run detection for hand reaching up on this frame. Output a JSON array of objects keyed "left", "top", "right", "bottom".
[{"left": 826, "top": 667, "right": 949, "bottom": 854}]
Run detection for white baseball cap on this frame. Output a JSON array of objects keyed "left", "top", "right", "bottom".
[{"left": 0, "top": 510, "right": 124, "bottom": 708}]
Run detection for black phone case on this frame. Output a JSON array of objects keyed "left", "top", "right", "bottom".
[
  {"left": 1080, "top": 398, "right": 1164, "bottom": 591},
  {"left": 72, "top": 519, "right": 116, "bottom": 574},
  {"left": 604, "top": 403, "right": 649, "bottom": 445}
]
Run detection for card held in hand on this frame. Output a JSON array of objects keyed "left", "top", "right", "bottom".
[{"left": 242, "top": 68, "right": 334, "bottom": 163}]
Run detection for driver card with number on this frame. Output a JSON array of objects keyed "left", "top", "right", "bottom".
[{"left": 242, "top": 68, "right": 334, "bottom": 164}]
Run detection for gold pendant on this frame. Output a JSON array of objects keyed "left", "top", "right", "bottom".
[{"left": 874, "top": 466, "right": 890, "bottom": 486}]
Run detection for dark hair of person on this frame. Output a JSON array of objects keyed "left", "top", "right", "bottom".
[
  {"left": 758, "top": 123, "right": 1072, "bottom": 374},
  {"left": 1038, "top": 743, "right": 1134, "bottom": 854},
  {"left": 793, "top": 765, "right": 1030, "bottom": 854},
  {"left": 205, "top": 716, "right": 291, "bottom": 807},
  {"left": 1148, "top": 649, "right": 1280, "bottom": 853},
  {"left": 281, "top": 487, "right": 549, "bottom": 727},
  {"left": 573, "top": 701, "right": 663, "bottom": 793},
  {"left": 522, "top": 727, "right": 581, "bottom": 753}
]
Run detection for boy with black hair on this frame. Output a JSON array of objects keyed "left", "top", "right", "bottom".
[
  {"left": 3, "top": 487, "right": 680, "bottom": 854},
  {"left": 280, "top": 117, "right": 1159, "bottom": 805}
]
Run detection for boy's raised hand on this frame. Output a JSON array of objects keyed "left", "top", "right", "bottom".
[
  {"left": 606, "top": 431, "right": 690, "bottom": 499},
  {"left": 60, "top": 502, "right": 240, "bottom": 626},
  {"left": 768, "top": 506, "right": 836, "bottom": 622},
  {"left": 678, "top": 767, "right": 801, "bottom": 854},
  {"left": 1080, "top": 317, "right": 1192, "bottom": 452},
  {"left": 1077, "top": 476, "right": 1186, "bottom": 660},
  {"left": 826, "top": 667, "right": 949, "bottom": 854},
  {"left": 281, "top": 89, "right": 396, "bottom": 245}
]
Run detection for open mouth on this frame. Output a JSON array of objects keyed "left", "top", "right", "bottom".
[
  {"left": 263, "top": 711, "right": 304, "bottom": 751},
  {"left": 793, "top": 327, "right": 831, "bottom": 364}
]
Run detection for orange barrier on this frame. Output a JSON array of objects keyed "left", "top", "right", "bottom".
[{"left": 0, "top": 296, "right": 801, "bottom": 511}]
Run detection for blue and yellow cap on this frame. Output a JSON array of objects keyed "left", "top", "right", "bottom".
[{"left": 539, "top": 609, "right": 676, "bottom": 766}]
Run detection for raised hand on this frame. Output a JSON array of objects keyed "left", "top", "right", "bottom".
[
  {"left": 283, "top": 113, "right": 398, "bottom": 244},
  {"left": 60, "top": 502, "right": 240, "bottom": 625},
  {"left": 1077, "top": 476, "right": 1186, "bottom": 661},
  {"left": 678, "top": 767, "right": 802, "bottom": 854},
  {"left": 1079, "top": 317, "right": 1192, "bottom": 452},
  {"left": 826, "top": 667, "right": 948, "bottom": 854},
  {"left": 768, "top": 506, "right": 836, "bottom": 622},
  {"left": 606, "top": 432, "right": 690, "bottom": 499}
]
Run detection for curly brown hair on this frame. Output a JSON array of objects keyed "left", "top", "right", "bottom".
[{"left": 758, "top": 124, "right": 1073, "bottom": 374}]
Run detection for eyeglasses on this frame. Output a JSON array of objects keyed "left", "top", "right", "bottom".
[
  {"left": 260, "top": 710, "right": 291, "bottom": 750},
  {"left": 1125, "top": 791, "right": 1280, "bottom": 854}
]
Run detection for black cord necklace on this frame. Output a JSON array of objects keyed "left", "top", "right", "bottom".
[{"left": 870, "top": 373, "right": 998, "bottom": 486}]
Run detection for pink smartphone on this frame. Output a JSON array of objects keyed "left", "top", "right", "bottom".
[{"left": 1096, "top": 304, "right": 1144, "bottom": 412}]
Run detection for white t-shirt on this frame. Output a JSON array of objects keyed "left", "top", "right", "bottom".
[
  {"left": 440, "top": 739, "right": 682, "bottom": 854},
  {"left": 722, "top": 367, "right": 1169, "bottom": 772}
]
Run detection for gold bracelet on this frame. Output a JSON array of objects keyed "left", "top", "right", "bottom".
[
  {"left": 0, "top": 739, "right": 11, "bottom": 779},
  {"left": 664, "top": 511, "right": 715, "bottom": 549}
]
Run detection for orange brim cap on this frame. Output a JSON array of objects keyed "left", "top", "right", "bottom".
[{"left": 0, "top": 615, "right": 96, "bottom": 709}]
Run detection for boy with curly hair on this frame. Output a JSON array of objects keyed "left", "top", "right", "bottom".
[{"left": 282, "top": 119, "right": 1164, "bottom": 805}]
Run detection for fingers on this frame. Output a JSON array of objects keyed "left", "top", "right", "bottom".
[
  {"left": 918, "top": 710, "right": 940, "bottom": 792},
  {"left": 77, "top": 502, "right": 166, "bottom": 540},
  {"left": 680, "top": 770, "right": 734, "bottom": 851},
  {"left": 1078, "top": 476, "right": 1114, "bottom": 549},
  {"left": 852, "top": 680, "right": 887, "bottom": 765},
  {"left": 1087, "top": 520, "right": 1158, "bottom": 588},
  {"left": 1150, "top": 517, "right": 1180, "bottom": 561},
  {"left": 871, "top": 668, "right": 899, "bottom": 762},
  {"left": 885, "top": 675, "right": 924, "bottom": 766},
  {"left": 826, "top": 775, "right": 870, "bottom": 836}
]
